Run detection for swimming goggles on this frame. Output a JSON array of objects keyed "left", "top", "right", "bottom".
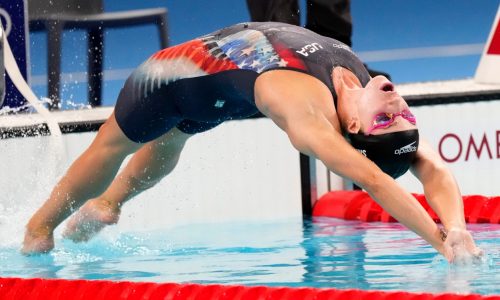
[{"left": 366, "top": 109, "right": 416, "bottom": 134}]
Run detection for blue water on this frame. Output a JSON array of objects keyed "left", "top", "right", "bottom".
[{"left": 0, "top": 218, "right": 498, "bottom": 295}]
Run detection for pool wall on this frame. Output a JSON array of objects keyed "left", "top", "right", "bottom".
[{"left": 0, "top": 109, "right": 302, "bottom": 244}]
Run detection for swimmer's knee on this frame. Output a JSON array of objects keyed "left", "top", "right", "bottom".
[
  {"left": 154, "top": 128, "right": 192, "bottom": 156},
  {"left": 159, "top": 127, "right": 192, "bottom": 144}
]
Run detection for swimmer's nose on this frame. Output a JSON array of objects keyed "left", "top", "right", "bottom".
[
  {"left": 380, "top": 82, "right": 394, "bottom": 92},
  {"left": 370, "top": 75, "right": 393, "bottom": 91}
]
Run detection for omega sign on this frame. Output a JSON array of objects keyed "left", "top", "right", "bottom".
[{"left": 438, "top": 130, "right": 500, "bottom": 163}]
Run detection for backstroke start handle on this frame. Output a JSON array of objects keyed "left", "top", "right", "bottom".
[{"left": 0, "top": 23, "right": 61, "bottom": 137}]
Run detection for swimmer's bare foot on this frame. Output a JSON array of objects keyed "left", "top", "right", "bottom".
[
  {"left": 63, "top": 198, "right": 120, "bottom": 243},
  {"left": 22, "top": 227, "right": 54, "bottom": 255}
]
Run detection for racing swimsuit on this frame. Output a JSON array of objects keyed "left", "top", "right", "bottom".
[{"left": 114, "top": 22, "right": 370, "bottom": 143}]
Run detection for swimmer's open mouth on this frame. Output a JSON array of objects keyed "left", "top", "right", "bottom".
[{"left": 381, "top": 82, "right": 394, "bottom": 92}]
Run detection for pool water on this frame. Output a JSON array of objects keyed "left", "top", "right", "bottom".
[{"left": 0, "top": 218, "right": 498, "bottom": 295}]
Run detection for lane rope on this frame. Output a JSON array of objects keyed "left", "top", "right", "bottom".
[{"left": 0, "top": 277, "right": 498, "bottom": 300}]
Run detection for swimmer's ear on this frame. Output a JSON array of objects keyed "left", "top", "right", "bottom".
[
  {"left": 345, "top": 116, "right": 361, "bottom": 134},
  {"left": 337, "top": 102, "right": 361, "bottom": 134}
]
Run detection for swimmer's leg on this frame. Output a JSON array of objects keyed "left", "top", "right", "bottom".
[
  {"left": 63, "top": 127, "right": 191, "bottom": 242},
  {"left": 22, "top": 112, "right": 141, "bottom": 254}
]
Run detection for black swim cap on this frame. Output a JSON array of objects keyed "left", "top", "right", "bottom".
[{"left": 346, "top": 129, "right": 419, "bottom": 179}]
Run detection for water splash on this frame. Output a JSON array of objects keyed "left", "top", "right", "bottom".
[
  {"left": 0, "top": 103, "right": 36, "bottom": 115},
  {"left": 0, "top": 134, "right": 66, "bottom": 248},
  {"left": 63, "top": 99, "right": 92, "bottom": 110},
  {"left": 0, "top": 97, "right": 91, "bottom": 116}
]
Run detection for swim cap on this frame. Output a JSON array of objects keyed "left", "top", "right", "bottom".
[{"left": 346, "top": 129, "right": 419, "bottom": 179}]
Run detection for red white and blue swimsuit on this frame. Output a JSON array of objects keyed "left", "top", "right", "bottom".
[{"left": 115, "top": 22, "right": 370, "bottom": 143}]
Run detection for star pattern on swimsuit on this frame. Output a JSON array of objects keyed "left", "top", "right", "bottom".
[
  {"left": 216, "top": 30, "right": 289, "bottom": 73},
  {"left": 277, "top": 59, "right": 288, "bottom": 67},
  {"left": 268, "top": 54, "right": 280, "bottom": 62},
  {"left": 241, "top": 47, "right": 254, "bottom": 56},
  {"left": 258, "top": 46, "right": 274, "bottom": 55},
  {"left": 250, "top": 60, "right": 261, "bottom": 68}
]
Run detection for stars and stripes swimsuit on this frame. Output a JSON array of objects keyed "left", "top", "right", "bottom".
[{"left": 114, "top": 22, "right": 370, "bottom": 143}]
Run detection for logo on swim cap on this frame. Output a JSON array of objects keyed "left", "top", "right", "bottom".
[
  {"left": 357, "top": 149, "right": 367, "bottom": 157},
  {"left": 346, "top": 129, "right": 419, "bottom": 179},
  {"left": 394, "top": 142, "right": 417, "bottom": 155}
]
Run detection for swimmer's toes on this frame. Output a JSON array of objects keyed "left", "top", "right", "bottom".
[
  {"left": 63, "top": 199, "right": 120, "bottom": 242},
  {"left": 63, "top": 220, "right": 95, "bottom": 242},
  {"left": 63, "top": 213, "right": 118, "bottom": 243}
]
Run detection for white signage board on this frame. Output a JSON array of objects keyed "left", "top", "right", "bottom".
[{"left": 397, "top": 100, "right": 500, "bottom": 196}]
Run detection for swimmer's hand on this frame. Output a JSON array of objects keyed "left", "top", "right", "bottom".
[{"left": 442, "top": 228, "right": 483, "bottom": 264}]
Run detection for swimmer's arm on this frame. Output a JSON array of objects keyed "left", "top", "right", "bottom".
[
  {"left": 411, "top": 140, "right": 483, "bottom": 261},
  {"left": 254, "top": 70, "right": 446, "bottom": 254},
  {"left": 287, "top": 118, "right": 446, "bottom": 253},
  {"left": 410, "top": 139, "right": 466, "bottom": 231}
]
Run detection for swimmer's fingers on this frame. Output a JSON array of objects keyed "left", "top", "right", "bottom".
[
  {"left": 455, "top": 229, "right": 483, "bottom": 257},
  {"left": 464, "top": 233, "right": 483, "bottom": 258},
  {"left": 473, "top": 247, "right": 484, "bottom": 257},
  {"left": 442, "top": 244, "right": 454, "bottom": 263},
  {"left": 443, "top": 229, "right": 483, "bottom": 263}
]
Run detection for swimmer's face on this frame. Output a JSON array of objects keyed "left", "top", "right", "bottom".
[
  {"left": 357, "top": 76, "right": 417, "bottom": 135},
  {"left": 358, "top": 76, "right": 417, "bottom": 135},
  {"left": 332, "top": 66, "right": 418, "bottom": 136}
]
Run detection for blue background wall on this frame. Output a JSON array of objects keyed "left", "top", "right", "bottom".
[{"left": 27, "top": 0, "right": 499, "bottom": 108}]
